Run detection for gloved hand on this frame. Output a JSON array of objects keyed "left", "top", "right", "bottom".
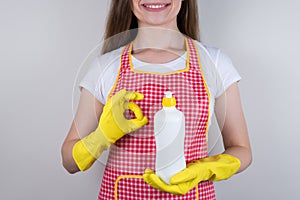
[
  {"left": 143, "top": 154, "right": 240, "bottom": 195},
  {"left": 72, "top": 89, "right": 148, "bottom": 171}
]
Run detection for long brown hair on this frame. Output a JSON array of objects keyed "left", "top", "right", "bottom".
[{"left": 101, "top": 0, "right": 200, "bottom": 54}]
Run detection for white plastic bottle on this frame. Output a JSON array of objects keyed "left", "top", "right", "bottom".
[{"left": 154, "top": 91, "right": 186, "bottom": 184}]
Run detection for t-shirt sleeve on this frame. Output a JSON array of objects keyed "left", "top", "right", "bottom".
[
  {"left": 78, "top": 58, "right": 106, "bottom": 104},
  {"left": 215, "top": 49, "right": 242, "bottom": 98}
]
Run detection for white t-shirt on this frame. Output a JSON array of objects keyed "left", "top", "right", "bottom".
[{"left": 79, "top": 41, "right": 241, "bottom": 125}]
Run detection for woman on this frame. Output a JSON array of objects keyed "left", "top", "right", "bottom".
[{"left": 61, "top": 0, "right": 252, "bottom": 199}]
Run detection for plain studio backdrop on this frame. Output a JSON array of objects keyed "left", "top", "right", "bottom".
[{"left": 0, "top": 0, "right": 299, "bottom": 199}]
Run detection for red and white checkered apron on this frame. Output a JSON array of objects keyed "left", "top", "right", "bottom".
[{"left": 98, "top": 38, "right": 216, "bottom": 200}]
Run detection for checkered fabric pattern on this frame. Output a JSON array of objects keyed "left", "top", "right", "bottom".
[{"left": 98, "top": 38, "right": 216, "bottom": 200}]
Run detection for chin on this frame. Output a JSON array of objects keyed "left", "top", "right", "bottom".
[{"left": 141, "top": 17, "right": 176, "bottom": 28}]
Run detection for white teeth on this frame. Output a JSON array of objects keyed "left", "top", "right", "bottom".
[{"left": 145, "top": 4, "right": 165, "bottom": 9}]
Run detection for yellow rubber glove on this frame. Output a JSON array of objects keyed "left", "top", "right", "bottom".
[
  {"left": 72, "top": 89, "right": 148, "bottom": 171},
  {"left": 143, "top": 154, "right": 240, "bottom": 195}
]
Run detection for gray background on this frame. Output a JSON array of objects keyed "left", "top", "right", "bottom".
[{"left": 0, "top": 0, "right": 299, "bottom": 199}]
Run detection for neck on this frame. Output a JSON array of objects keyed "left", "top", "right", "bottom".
[{"left": 133, "top": 27, "right": 185, "bottom": 53}]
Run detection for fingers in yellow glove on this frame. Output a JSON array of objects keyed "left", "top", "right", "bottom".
[
  {"left": 124, "top": 101, "right": 143, "bottom": 120},
  {"left": 102, "top": 89, "right": 148, "bottom": 143},
  {"left": 124, "top": 91, "right": 144, "bottom": 101},
  {"left": 170, "top": 154, "right": 240, "bottom": 184},
  {"left": 143, "top": 169, "right": 192, "bottom": 195},
  {"left": 143, "top": 154, "right": 240, "bottom": 195},
  {"left": 125, "top": 101, "right": 148, "bottom": 126}
]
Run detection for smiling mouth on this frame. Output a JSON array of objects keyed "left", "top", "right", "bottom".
[{"left": 142, "top": 3, "right": 171, "bottom": 9}]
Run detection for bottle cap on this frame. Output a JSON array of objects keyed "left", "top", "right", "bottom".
[{"left": 162, "top": 91, "right": 176, "bottom": 107}]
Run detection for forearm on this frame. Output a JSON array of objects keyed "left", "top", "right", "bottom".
[
  {"left": 61, "top": 139, "right": 80, "bottom": 174},
  {"left": 223, "top": 145, "right": 252, "bottom": 173}
]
